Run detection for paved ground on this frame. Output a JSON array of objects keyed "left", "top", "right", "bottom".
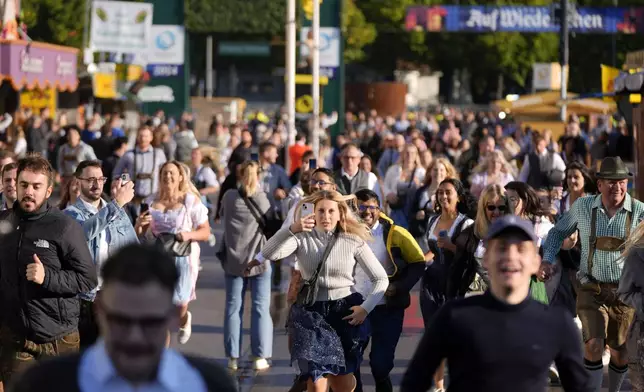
[{"left": 173, "top": 225, "right": 632, "bottom": 391}]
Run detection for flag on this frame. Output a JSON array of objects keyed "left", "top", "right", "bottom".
[{"left": 601, "top": 64, "right": 620, "bottom": 102}]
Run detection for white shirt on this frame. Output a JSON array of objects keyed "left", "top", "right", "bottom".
[
  {"left": 193, "top": 165, "right": 219, "bottom": 188},
  {"left": 81, "top": 198, "right": 110, "bottom": 268},
  {"left": 353, "top": 221, "right": 389, "bottom": 305},
  {"left": 79, "top": 340, "right": 207, "bottom": 392}
]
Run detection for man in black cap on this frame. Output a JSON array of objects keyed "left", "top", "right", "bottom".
[
  {"left": 401, "top": 215, "right": 591, "bottom": 392},
  {"left": 542, "top": 156, "right": 644, "bottom": 392}
]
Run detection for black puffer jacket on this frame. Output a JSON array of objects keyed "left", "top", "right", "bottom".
[{"left": 0, "top": 201, "right": 96, "bottom": 343}]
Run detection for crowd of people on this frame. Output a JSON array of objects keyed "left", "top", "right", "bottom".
[{"left": 0, "top": 105, "right": 640, "bottom": 392}]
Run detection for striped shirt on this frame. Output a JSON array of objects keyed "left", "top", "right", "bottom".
[
  {"left": 542, "top": 193, "right": 644, "bottom": 283},
  {"left": 261, "top": 227, "right": 389, "bottom": 313}
]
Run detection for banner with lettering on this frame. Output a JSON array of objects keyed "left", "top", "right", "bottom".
[
  {"left": 0, "top": 41, "right": 78, "bottom": 91},
  {"left": 405, "top": 5, "right": 644, "bottom": 34}
]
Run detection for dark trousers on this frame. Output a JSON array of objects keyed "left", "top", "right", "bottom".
[
  {"left": 355, "top": 305, "right": 405, "bottom": 392},
  {"left": 79, "top": 299, "right": 100, "bottom": 350}
]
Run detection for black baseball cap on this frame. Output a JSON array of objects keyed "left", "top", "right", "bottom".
[{"left": 486, "top": 215, "right": 538, "bottom": 243}]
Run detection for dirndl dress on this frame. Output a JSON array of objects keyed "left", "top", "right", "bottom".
[{"left": 289, "top": 292, "right": 370, "bottom": 382}]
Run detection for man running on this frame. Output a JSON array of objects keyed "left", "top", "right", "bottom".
[{"left": 401, "top": 215, "right": 591, "bottom": 392}]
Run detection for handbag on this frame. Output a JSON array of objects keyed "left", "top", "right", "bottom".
[
  {"left": 389, "top": 167, "right": 417, "bottom": 210},
  {"left": 530, "top": 276, "right": 549, "bottom": 305},
  {"left": 155, "top": 198, "right": 193, "bottom": 257},
  {"left": 296, "top": 233, "right": 338, "bottom": 307},
  {"left": 240, "top": 189, "right": 281, "bottom": 239}
]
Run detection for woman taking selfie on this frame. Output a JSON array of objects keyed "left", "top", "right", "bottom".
[
  {"left": 135, "top": 161, "right": 211, "bottom": 345},
  {"left": 261, "top": 190, "right": 388, "bottom": 392}
]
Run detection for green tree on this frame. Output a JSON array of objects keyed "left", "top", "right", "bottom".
[
  {"left": 21, "top": 0, "right": 86, "bottom": 48},
  {"left": 342, "top": 0, "right": 377, "bottom": 63},
  {"left": 185, "top": 0, "right": 286, "bottom": 35}
]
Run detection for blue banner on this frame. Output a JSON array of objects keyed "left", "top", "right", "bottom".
[
  {"left": 146, "top": 64, "right": 184, "bottom": 78},
  {"left": 405, "top": 6, "right": 644, "bottom": 34}
]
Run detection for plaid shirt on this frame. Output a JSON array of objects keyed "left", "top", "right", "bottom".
[{"left": 543, "top": 193, "right": 644, "bottom": 283}]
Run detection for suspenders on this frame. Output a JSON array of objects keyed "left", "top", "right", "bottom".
[
  {"left": 131, "top": 149, "right": 158, "bottom": 197},
  {"left": 587, "top": 206, "right": 632, "bottom": 277}
]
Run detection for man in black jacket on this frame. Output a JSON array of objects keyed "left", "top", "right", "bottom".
[
  {"left": 0, "top": 155, "right": 96, "bottom": 387},
  {"left": 8, "top": 244, "right": 237, "bottom": 392}
]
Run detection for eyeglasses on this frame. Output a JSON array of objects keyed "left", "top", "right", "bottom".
[
  {"left": 358, "top": 205, "right": 379, "bottom": 212},
  {"left": 310, "top": 180, "right": 333, "bottom": 186},
  {"left": 78, "top": 177, "right": 108, "bottom": 185},
  {"left": 103, "top": 307, "right": 172, "bottom": 335},
  {"left": 486, "top": 205, "right": 507, "bottom": 212}
]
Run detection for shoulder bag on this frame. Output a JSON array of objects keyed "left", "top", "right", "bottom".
[
  {"left": 240, "top": 190, "right": 281, "bottom": 239},
  {"left": 296, "top": 233, "right": 338, "bottom": 307}
]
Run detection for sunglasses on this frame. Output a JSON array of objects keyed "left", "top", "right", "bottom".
[
  {"left": 486, "top": 205, "right": 507, "bottom": 212},
  {"left": 358, "top": 205, "right": 379, "bottom": 212}
]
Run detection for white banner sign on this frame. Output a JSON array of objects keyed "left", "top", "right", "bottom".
[
  {"left": 146, "top": 25, "right": 185, "bottom": 65},
  {"left": 300, "top": 27, "right": 340, "bottom": 68},
  {"left": 90, "top": 1, "right": 153, "bottom": 53}
]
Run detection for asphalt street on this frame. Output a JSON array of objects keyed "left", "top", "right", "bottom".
[{"left": 173, "top": 224, "right": 631, "bottom": 391}]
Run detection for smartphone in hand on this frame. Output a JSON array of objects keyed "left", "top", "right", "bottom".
[
  {"left": 301, "top": 202, "right": 315, "bottom": 217},
  {"left": 121, "top": 173, "right": 130, "bottom": 184},
  {"left": 140, "top": 203, "right": 149, "bottom": 214}
]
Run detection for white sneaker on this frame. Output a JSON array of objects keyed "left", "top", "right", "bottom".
[
  {"left": 178, "top": 311, "right": 192, "bottom": 344},
  {"left": 253, "top": 358, "right": 270, "bottom": 371},
  {"left": 228, "top": 358, "right": 238, "bottom": 370},
  {"left": 549, "top": 364, "right": 560, "bottom": 384}
]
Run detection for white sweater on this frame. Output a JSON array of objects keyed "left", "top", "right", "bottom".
[{"left": 262, "top": 227, "right": 389, "bottom": 313}]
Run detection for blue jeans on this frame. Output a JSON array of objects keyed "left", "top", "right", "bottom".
[{"left": 224, "top": 265, "right": 273, "bottom": 359}]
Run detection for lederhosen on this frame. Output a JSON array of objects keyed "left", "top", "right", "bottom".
[
  {"left": 577, "top": 206, "right": 635, "bottom": 347},
  {"left": 131, "top": 149, "right": 158, "bottom": 202}
]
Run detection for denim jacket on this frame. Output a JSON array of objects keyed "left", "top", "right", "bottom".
[{"left": 64, "top": 198, "right": 139, "bottom": 301}]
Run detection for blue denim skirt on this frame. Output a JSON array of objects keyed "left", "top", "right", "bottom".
[
  {"left": 289, "top": 292, "right": 370, "bottom": 382},
  {"left": 173, "top": 256, "right": 193, "bottom": 305}
]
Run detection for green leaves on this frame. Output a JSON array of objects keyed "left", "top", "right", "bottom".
[
  {"left": 342, "top": 0, "right": 377, "bottom": 63},
  {"left": 185, "top": 0, "right": 286, "bottom": 35}
]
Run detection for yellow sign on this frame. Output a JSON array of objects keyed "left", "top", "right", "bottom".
[
  {"left": 20, "top": 88, "right": 57, "bottom": 115},
  {"left": 302, "top": 0, "right": 323, "bottom": 20},
  {"left": 296, "top": 95, "right": 314, "bottom": 113},
  {"left": 601, "top": 64, "right": 620, "bottom": 102},
  {"left": 93, "top": 72, "right": 117, "bottom": 99}
]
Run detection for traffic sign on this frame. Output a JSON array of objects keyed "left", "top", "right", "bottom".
[{"left": 296, "top": 95, "right": 313, "bottom": 113}]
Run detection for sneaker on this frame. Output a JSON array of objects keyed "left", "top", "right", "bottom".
[
  {"left": 549, "top": 365, "right": 560, "bottom": 385},
  {"left": 178, "top": 311, "right": 192, "bottom": 344},
  {"left": 228, "top": 358, "right": 238, "bottom": 370},
  {"left": 253, "top": 358, "right": 270, "bottom": 371}
]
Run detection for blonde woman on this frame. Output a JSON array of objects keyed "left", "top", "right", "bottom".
[
  {"left": 261, "top": 190, "right": 388, "bottom": 392},
  {"left": 408, "top": 157, "right": 458, "bottom": 239},
  {"left": 383, "top": 144, "right": 426, "bottom": 228},
  {"left": 135, "top": 161, "right": 211, "bottom": 344},
  {"left": 218, "top": 160, "right": 273, "bottom": 371},
  {"left": 450, "top": 184, "right": 507, "bottom": 297},
  {"left": 618, "top": 225, "right": 644, "bottom": 391},
  {"left": 468, "top": 150, "right": 515, "bottom": 198}
]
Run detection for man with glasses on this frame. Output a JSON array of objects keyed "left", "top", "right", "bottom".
[
  {"left": 64, "top": 160, "right": 138, "bottom": 349},
  {"left": 8, "top": 244, "right": 237, "bottom": 392},
  {"left": 334, "top": 143, "right": 382, "bottom": 201},
  {"left": 353, "top": 189, "right": 425, "bottom": 392}
]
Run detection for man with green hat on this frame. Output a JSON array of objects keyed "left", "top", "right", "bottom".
[{"left": 542, "top": 156, "right": 644, "bottom": 392}]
